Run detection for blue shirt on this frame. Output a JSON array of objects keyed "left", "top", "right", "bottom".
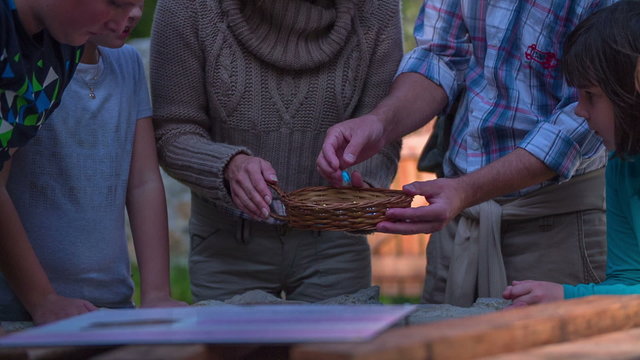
[
  {"left": 564, "top": 154, "right": 640, "bottom": 298},
  {"left": 1, "top": 45, "right": 151, "bottom": 320},
  {"left": 399, "top": 0, "right": 614, "bottom": 196}
]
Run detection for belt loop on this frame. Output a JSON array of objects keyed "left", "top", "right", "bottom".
[
  {"left": 235, "top": 218, "right": 250, "bottom": 245},
  {"left": 278, "top": 224, "right": 289, "bottom": 237},
  {"left": 235, "top": 218, "right": 243, "bottom": 243},
  {"left": 243, "top": 218, "right": 251, "bottom": 244}
]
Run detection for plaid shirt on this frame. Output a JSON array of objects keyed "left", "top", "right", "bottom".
[{"left": 399, "top": 0, "right": 615, "bottom": 196}]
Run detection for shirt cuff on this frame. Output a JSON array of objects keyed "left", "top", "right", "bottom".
[
  {"left": 563, "top": 284, "right": 586, "bottom": 299},
  {"left": 519, "top": 122, "right": 583, "bottom": 181}
]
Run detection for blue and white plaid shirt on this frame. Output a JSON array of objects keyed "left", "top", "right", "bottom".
[{"left": 399, "top": 0, "right": 615, "bottom": 196}]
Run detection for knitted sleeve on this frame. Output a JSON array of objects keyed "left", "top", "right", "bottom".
[
  {"left": 349, "top": 0, "right": 403, "bottom": 188},
  {"left": 150, "top": 0, "right": 250, "bottom": 205}
]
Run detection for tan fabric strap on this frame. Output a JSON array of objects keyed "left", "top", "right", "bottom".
[{"left": 443, "top": 168, "right": 605, "bottom": 306}]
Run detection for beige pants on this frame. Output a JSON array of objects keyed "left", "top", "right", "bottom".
[
  {"left": 188, "top": 196, "right": 371, "bottom": 302},
  {"left": 423, "top": 169, "right": 607, "bottom": 305}
]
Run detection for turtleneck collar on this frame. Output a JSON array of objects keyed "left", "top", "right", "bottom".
[{"left": 222, "top": 0, "right": 356, "bottom": 70}]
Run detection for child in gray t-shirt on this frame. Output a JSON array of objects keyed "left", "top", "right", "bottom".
[
  {"left": 0, "top": 0, "right": 141, "bottom": 327},
  {"left": 2, "top": 1, "right": 185, "bottom": 324}
]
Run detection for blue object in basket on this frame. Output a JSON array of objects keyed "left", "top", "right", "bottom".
[{"left": 341, "top": 170, "right": 351, "bottom": 186}]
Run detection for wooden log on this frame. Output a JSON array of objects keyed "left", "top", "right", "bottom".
[
  {"left": 29, "top": 346, "right": 114, "bottom": 360},
  {"left": 90, "top": 345, "right": 291, "bottom": 360},
  {"left": 486, "top": 327, "right": 640, "bottom": 359},
  {"left": 0, "top": 346, "right": 113, "bottom": 360},
  {"left": 90, "top": 345, "right": 209, "bottom": 360},
  {"left": 291, "top": 295, "right": 640, "bottom": 360},
  {"left": 0, "top": 348, "right": 27, "bottom": 360}
]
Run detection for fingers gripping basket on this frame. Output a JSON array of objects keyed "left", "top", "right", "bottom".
[{"left": 269, "top": 184, "right": 413, "bottom": 232}]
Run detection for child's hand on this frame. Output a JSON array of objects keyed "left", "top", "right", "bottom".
[
  {"left": 141, "top": 295, "right": 187, "bottom": 308},
  {"left": 30, "top": 293, "right": 97, "bottom": 325},
  {"left": 502, "top": 280, "right": 564, "bottom": 307}
]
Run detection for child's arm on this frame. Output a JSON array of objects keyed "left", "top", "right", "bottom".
[
  {"left": 127, "top": 117, "right": 186, "bottom": 307},
  {"left": 0, "top": 155, "right": 97, "bottom": 324}
]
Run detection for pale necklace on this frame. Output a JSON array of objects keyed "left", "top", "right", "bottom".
[{"left": 75, "top": 54, "right": 104, "bottom": 100}]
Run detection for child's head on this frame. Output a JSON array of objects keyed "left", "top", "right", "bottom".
[
  {"left": 88, "top": 0, "right": 143, "bottom": 49},
  {"left": 562, "top": 0, "right": 640, "bottom": 155},
  {"left": 21, "top": 0, "right": 140, "bottom": 46}
]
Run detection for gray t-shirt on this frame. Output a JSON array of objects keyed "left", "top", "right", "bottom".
[{"left": 1, "top": 45, "right": 151, "bottom": 320}]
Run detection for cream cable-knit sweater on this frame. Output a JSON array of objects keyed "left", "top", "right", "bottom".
[{"left": 150, "top": 0, "right": 403, "bottom": 213}]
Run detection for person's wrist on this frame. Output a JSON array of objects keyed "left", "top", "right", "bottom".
[
  {"left": 224, "top": 153, "right": 249, "bottom": 181},
  {"left": 24, "top": 290, "right": 58, "bottom": 314},
  {"left": 140, "top": 288, "right": 172, "bottom": 303},
  {"left": 556, "top": 284, "right": 565, "bottom": 300},
  {"left": 369, "top": 108, "right": 393, "bottom": 145},
  {"left": 450, "top": 176, "right": 476, "bottom": 214}
]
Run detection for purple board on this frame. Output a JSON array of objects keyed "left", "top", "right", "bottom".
[{"left": 0, "top": 305, "right": 416, "bottom": 347}]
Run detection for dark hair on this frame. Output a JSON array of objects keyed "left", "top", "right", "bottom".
[{"left": 562, "top": 0, "right": 640, "bottom": 156}]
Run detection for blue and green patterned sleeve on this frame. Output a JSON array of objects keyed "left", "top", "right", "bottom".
[
  {"left": 0, "top": 0, "right": 80, "bottom": 170},
  {"left": 0, "top": 0, "right": 13, "bottom": 168}
]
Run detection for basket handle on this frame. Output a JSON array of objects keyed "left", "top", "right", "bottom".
[{"left": 267, "top": 183, "right": 288, "bottom": 221}]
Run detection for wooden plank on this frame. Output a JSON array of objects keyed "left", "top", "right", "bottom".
[
  {"left": 90, "top": 345, "right": 209, "bottom": 360},
  {"left": 291, "top": 295, "right": 640, "bottom": 360},
  {"left": 90, "top": 345, "right": 291, "bottom": 360},
  {"left": 0, "top": 348, "right": 28, "bottom": 360},
  {"left": 485, "top": 327, "right": 640, "bottom": 359},
  {"left": 29, "top": 347, "right": 114, "bottom": 360},
  {"left": 0, "top": 346, "right": 114, "bottom": 360}
]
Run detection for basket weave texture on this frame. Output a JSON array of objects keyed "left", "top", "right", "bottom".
[{"left": 269, "top": 184, "right": 413, "bottom": 231}]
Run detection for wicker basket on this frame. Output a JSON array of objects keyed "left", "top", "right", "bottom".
[{"left": 269, "top": 184, "right": 413, "bottom": 232}]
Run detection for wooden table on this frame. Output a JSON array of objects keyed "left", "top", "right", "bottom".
[{"left": 3, "top": 295, "right": 640, "bottom": 360}]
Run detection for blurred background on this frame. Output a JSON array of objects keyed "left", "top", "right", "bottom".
[{"left": 127, "top": 0, "right": 433, "bottom": 304}]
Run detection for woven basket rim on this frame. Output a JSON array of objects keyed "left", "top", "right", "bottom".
[
  {"left": 268, "top": 183, "right": 413, "bottom": 217},
  {"left": 284, "top": 186, "right": 409, "bottom": 210}
]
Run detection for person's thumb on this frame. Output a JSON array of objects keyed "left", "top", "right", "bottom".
[
  {"left": 261, "top": 161, "right": 278, "bottom": 183},
  {"left": 403, "top": 181, "right": 431, "bottom": 196}
]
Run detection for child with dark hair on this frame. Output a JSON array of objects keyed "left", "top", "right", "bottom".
[{"left": 503, "top": 0, "right": 640, "bottom": 306}]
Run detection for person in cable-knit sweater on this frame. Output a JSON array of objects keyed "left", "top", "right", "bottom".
[{"left": 150, "top": 0, "right": 403, "bottom": 302}]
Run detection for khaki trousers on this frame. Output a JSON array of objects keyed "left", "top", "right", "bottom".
[{"left": 188, "top": 195, "right": 371, "bottom": 302}]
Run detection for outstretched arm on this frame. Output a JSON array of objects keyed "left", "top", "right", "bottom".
[
  {"left": 127, "top": 118, "right": 186, "bottom": 308},
  {"left": 0, "top": 155, "right": 96, "bottom": 324},
  {"left": 380, "top": 148, "right": 556, "bottom": 234},
  {"left": 317, "top": 0, "right": 474, "bottom": 185}
]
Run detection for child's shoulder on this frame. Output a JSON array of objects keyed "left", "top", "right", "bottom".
[
  {"left": 100, "top": 44, "right": 142, "bottom": 62},
  {"left": 100, "top": 44, "right": 145, "bottom": 73}
]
